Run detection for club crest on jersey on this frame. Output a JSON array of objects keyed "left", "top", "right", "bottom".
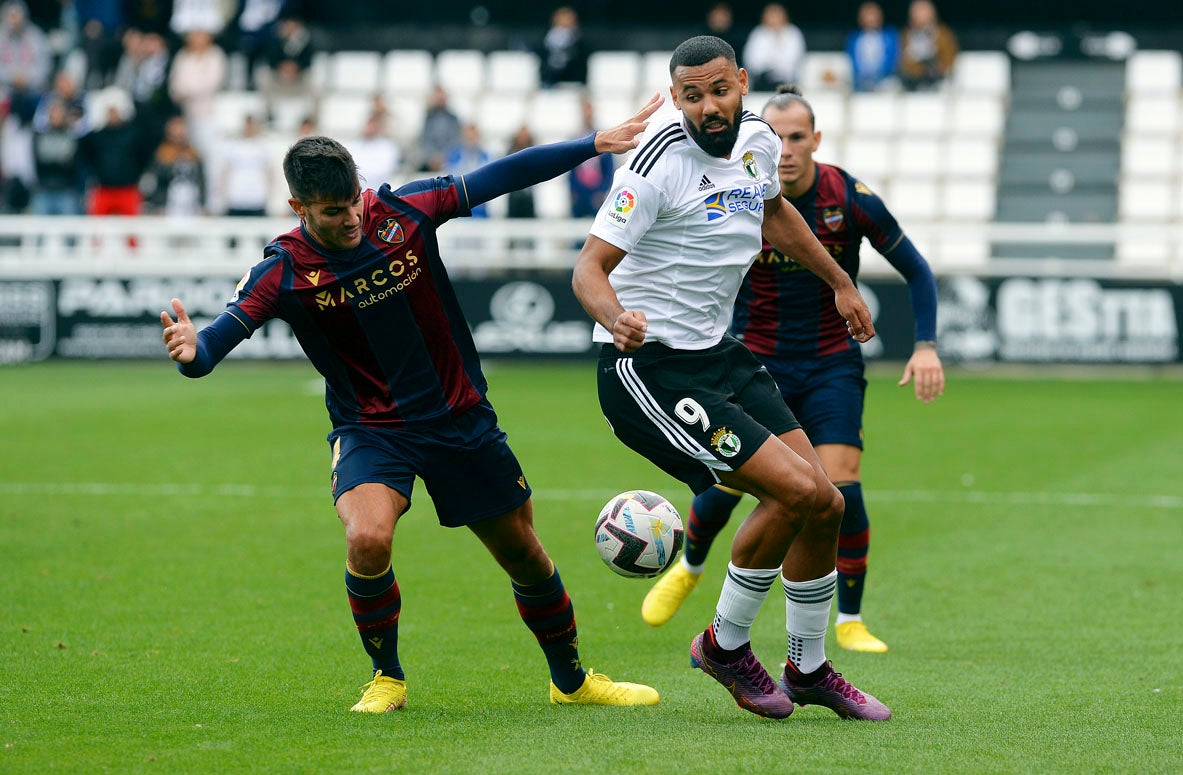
[
  {"left": 377, "top": 217, "right": 405, "bottom": 244},
  {"left": 823, "top": 207, "right": 845, "bottom": 232},
  {"left": 742, "top": 151, "right": 759, "bottom": 179},
  {"left": 710, "top": 427, "right": 742, "bottom": 458},
  {"left": 607, "top": 187, "right": 636, "bottom": 227}
]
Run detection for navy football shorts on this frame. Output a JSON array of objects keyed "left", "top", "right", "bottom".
[
  {"left": 754, "top": 348, "right": 868, "bottom": 449},
  {"left": 326, "top": 398, "right": 532, "bottom": 527},
  {"left": 597, "top": 336, "right": 802, "bottom": 495}
]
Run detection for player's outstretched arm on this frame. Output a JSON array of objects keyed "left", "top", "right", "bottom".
[
  {"left": 762, "top": 196, "right": 875, "bottom": 342},
  {"left": 572, "top": 235, "right": 647, "bottom": 352},
  {"left": 161, "top": 298, "right": 196, "bottom": 364},
  {"left": 899, "top": 343, "right": 945, "bottom": 403}
]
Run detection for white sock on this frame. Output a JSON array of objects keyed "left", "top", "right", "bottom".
[
  {"left": 784, "top": 570, "right": 837, "bottom": 674},
  {"left": 711, "top": 563, "right": 780, "bottom": 650},
  {"left": 681, "top": 555, "right": 705, "bottom": 575},
  {"left": 835, "top": 612, "right": 862, "bottom": 626}
]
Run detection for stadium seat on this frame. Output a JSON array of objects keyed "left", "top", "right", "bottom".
[
  {"left": 435, "top": 50, "right": 487, "bottom": 99},
  {"left": 808, "top": 91, "right": 847, "bottom": 137},
  {"left": 944, "top": 137, "right": 999, "bottom": 179},
  {"left": 269, "top": 94, "right": 316, "bottom": 133},
  {"left": 1120, "top": 136, "right": 1177, "bottom": 179},
  {"left": 591, "top": 94, "right": 641, "bottom": 127},
  {"left": 848, "top": 92, "right": 900, "bottom": 137},
  {"left": 526, "top": 89, "right": 584, "bottom": 143},
  {"left": 1124, "top": 95, "right": 1181, "bottom": 136},
  {"left": 936, "top": 234, "right": 990, "bottom": 267},
  {"left": 952, "top": 51, "right": 1011, "bottom": 96},
  {"left": 474, "top": 93, "right": 529, "bottom": 149},
  {"left": 533, "top": 176, "right": 573, "bottom": 218},
  {"left": 317, "top": 93, "right": 374, "bottom": 138},
  {"left": 1118, "top": 179, "right": 1176, "bottom": 221},
  {"left": 884, "top": 178, "right": 941, "bottom": 222},
  {"left": 892, "top": 136, "right": 944, "bottom": 178},
  {"left": 801, "top": 52, "right": 852, "bottom": 93},
  {"left": 746, "top": 91, "right": 777, "bottom": 115},
  {"left": 587, "top": 51, "right": 641, "bottom": 98},
  {"left": 941, "top": 180, "right": 996, "bottom": 221},
  {"left": 212, "top": 91, "right": 268, "bottom": 136},
  {"left": 385, "top": 93, "right": 427, "bottom": 145},
  {"left": 1115, "top": 232, "right": 1173, "bottom": 267},
  {"left": 307, "top": 51, "right": 330, "bottom": 93},
  {"left": 950, "top": 95, "right": 1006, "bottom": 138},
  {"left": 1124, "top": 50, "right": 1183, "bottom": 95},
  {"left": 843, "top": 136, "right": 893, "bottom": 178},
  {"left": 900, "top": 92, "right": 950, "bottom": 136},
  {"left": 487, "top": 50, "right": 541, "bottom": 96},
  {"left": 328, "top": 50, "right": 383, "bottom": 94},
  {"left": 383, "top": 50, "right": 435, "bottom": 97},
  {"left": 640, "top": 50, "right": 674, "bottom": 95},
  {"left": 812, "top": 137, "right": 844, "bottom": 168}
]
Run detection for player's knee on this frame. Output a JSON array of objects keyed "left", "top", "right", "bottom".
[
  {"left": 809, "top": 482, "right": 845, "bottom": 530},
  {"left": 346, "top": 523, "right": 393, "bottom": 572}
]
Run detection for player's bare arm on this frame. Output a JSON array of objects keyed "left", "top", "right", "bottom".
[
  {"left": 160, "top": 297, "right": 196, "bottom": 364},
  {"left": 572, "top": 235, "right": 648, "bottom": 352},
  {"left": 593, "top": 92, "right": 665, "bottom": 154},
  {"left": 899, "top": 344, "right": 945, "bottom": 403},
  {"left": 761, "top": 195, "right": 876, "bottom": 342}
]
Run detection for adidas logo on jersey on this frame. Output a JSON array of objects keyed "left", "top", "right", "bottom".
[{"left": 698, "top": 175, "right": 715, "bottom": 191}]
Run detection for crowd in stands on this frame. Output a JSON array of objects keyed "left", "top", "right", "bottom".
[{"left": 0, "top": 0, "right": 960, "bottom": 221}]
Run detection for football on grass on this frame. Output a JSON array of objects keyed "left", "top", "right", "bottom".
[{"left": 594, "top": 490, "right": 684, "bottom": 578}]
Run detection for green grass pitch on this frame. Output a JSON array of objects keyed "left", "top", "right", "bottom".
[{"left": 1, "top": 360, "right": 1180, "bottom": 773}]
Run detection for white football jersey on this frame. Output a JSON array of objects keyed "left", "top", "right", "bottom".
[{"left": 589, "top": 110, "right": 782, "bottom": 350}]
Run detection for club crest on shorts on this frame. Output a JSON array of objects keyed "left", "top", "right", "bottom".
[
  {"left": 742, "top": 151, "right": 759, "bottom": 179},
  {"left": 823, "top": 207, "right": 845, "bottom": 232},
  {"left": 710, "top": 427, "right": 742, "bottom": 458},
  {"left": 377, "top": 217, "right": 405, "bottom": 244}
]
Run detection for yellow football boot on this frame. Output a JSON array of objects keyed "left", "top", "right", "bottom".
[
  {"left": 549, "top": 670, "right": 659, "bottom": 706},
  {"left": 641, "top": 564, "right": 702, "bottom": 626},
  {"left": 350, "top": 670, "right": 407, "bottom": 713},
  {"left": 835, "top": 621, "right": 889, "bottom": 653}
]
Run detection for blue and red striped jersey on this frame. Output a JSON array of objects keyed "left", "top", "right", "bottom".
[
  {"left": 224, "top": 179, "right": 487, "bottom": 428},
  {"left": 733, "top": 163, "right": 903, "bottom": 358}
]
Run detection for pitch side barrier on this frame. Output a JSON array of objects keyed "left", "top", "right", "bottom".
[{"left": 0, "top": 216, "right": 1179, "bottom": 365}]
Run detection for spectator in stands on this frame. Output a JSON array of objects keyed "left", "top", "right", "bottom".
[
  {"left": 0, "top": 0, "right": 53, "bottom": 96},
  {"left": 113, "top": 28, "right": 174, "bottom": 143},
  {"left": 262, "top": 14, "right": 314, "bottom": 98},
  {"left": 230, "top": 0, "right": 285, "bottom": 90},
  {"left": 568, "top": 96, "right": 613, "bottom": 218},
  {"left": 702, "top": 2, "right": 745, "bottom": 65},
  {"left": 418, "top": 85, "right": 461, "bottom": 173},
  {"left": 77, "top": 95, "right": 152, "bottom": 215},
  {"left": 538, "top": 5, "right": 587, "bottom": 88},
  {"left": 33, "top": 69, "right": 87, "bottom": 134},
  {"left": 444, "top": 123, "right": 490, "bottom": 217},
  {"left": 351, "top": 110, "right": 402, "bottom": 191},
  {"left": 170, "top": 0, "right": 227, "bottom": 37},
  {"left": 505, "top": 125, "right": 536, "bottom": 221},
  {"left": 168, "top": 28, "right": 227, "bottom": 158},
  {"left": 124, "top": 0, "right": 170, "bottom": 35},
  {"left": 846, "top": 1, "right": 899, "bottom": 93},
  {"left": 215, "top": 112, "right": 271, "bottom": 216},
  {"left": 743, "top": 3, "right": 806, "bottom": 92},
  {"left": 73, "top": 1, "right": 125, "bottom": 87},
  {"left": 141, "top": 113, "right": 206, "bottom": 216},
  {"left": 30, "top": 99, "right": 84, "bottom": 215},
  {"left": 898, "top": 0, "right": 958, "bottom": 92}
]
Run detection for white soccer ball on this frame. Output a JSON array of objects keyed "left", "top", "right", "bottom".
[{"left": 594, "top": 490, "right": 684, "bottom": 578}]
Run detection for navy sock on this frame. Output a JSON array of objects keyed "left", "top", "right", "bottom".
[
  {"left": 345, "top": 564, "right": 404, "bottom": 679},
  {"left": 836, "top": 482, "right": 870, "bottom": 616},
  {"left": 684, "top": 487, "right": 743, "bottom": 567},
  {"left": 512, "top": 568, "right": 585, "bottom": 694}
]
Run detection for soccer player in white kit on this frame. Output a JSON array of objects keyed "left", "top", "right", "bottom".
[{"left": 573, "top": 36, "right": 891, "bottom": 721}]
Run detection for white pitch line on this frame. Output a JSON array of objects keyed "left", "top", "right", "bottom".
[{"left": 0, "top": 482, "right": 1179, "bottom": 509}]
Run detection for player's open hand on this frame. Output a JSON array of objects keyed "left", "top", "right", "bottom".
[
  {"left": 834, "top": 286, "right": 876, "bottom": 343},
  {"left": 613, "top": 309, "right": 648, "bottom": 352},
  {"left": 594, "top": 93, "right": 666, "bottom": 154},
  {"left": 899, "top": 347, "right": 945, "bottom": 403},
  {"left": 160, "top": 297, "right": 197, "bottom": 364}
]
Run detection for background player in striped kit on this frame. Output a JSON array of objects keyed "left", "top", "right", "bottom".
[
  {"left": 574, "top": 36, "right": 889, "bottom": 720},
  {"left": 642, "top": 85, "right": 944, "bottom": 654},
  {"left": 160, "top": 95, "right": 667, "bottom": 714}
]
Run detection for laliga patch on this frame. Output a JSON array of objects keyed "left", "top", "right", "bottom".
[
  {"left": 231, "top": 270, "right": 250, "bottom": 302},
  {"left": 742, "top": 151, "right": 759, "bottom": 179},
  {"left": 710, "top": 427, "right": 742, "bottom": 458},
  {"left": 823, "top": 207, "right": 845, "bottom": 232},
  {"left": 606, "top": 187, "right": 636, "bottom": 227},
  {"left": 377, "top": 217, "right": 405, "bottom": 244}
]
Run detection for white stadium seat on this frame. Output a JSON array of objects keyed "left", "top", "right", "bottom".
[
  {"left": 212, "top": 91, "right": 268, "bottom": 135},
  {"left": 843, "top": 136, "right": 893, "bottom": 178},
  {"left": 317, "top": 93, "right": 374, "bottom": 138},
  {"left": 892, "top": 136, "right": 945, "bottom": 178},
  {"left": 944, "top": 137, "right": 999, "bottom": 179},
  {"left": 952, "top": 51, "right": 1011, "bottom": 96},
  {"left": 900, "top": 92, "right": 950, "bottom": 136},
  {"left": 950, "top": 95, "right": 1006, "bottom": 138},
  {"left": 1118, "top": 179, "right": 1176, "bottom": 221},
  {"left": 526, "top": 89, "right": 584, "bottom": 143},
  {"left": 269, "top": 94, "right": 316, "bottom": 133},
  {"left": 801, "top": 52, "right": 852, "bottom": 93},
  {"left": 1124, "top": 95, "right": 1181, "bottom": 136},
  {"left": 533, "top": 176, "right": 573, "bottom": 218},
  {"left": 435, "top": 50, "right": 487, "bottom": 99},
  {"left": 384, "top": 50, "right": 434, "bottom": 97},
  {"left": 1121, "top": 136, "right": 1177, "bottom": 179},
  {"left": 640, "top": 51, "right": 674, "bottom": 96},
  {"left": 847, "top": 92, "right": 900, "bottom": 137},
  {"left": 328, "top": 50, "right": 382, "bottom": 94},
  {"left": 487, "top": 50, "right": 541, "bottom": 95},
  {"left": 474, "top": 93, "right": 529, "bottom": 148},
  {"left": 812, "top": 137, "right": 844, "bottom": 168},
  {"left": 1125, "top": 50, "right": 1183, "bottom": 95},
  {"left": 941, "top": 180, "right": 996, "bottom": 221},
  {"left": 385, "top": 94, "right": 427, "bottom": 144},
  {"left": 587, "top": 51, "right": 641, "bottom": 97},
  {"left": 884, "top": 178, "right": 941, "bottom": 222},
  {"left": 807, "top": 91, "right": 847, "bottom": 137}
]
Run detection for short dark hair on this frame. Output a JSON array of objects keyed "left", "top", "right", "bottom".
[
  {"left": 283, "top": 136, "right": 359, "bottom": 203},
  {"left": 669, "top": 35, "right": 736, "bottom": 75},
  {"left": 761, "top": 84, "right": 816, "bottom": 129}
]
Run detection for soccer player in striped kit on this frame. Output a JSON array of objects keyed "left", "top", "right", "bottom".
[
  {"left": 575, "top": 37, "right": 890, "bottom": 720},
  {"left": 643, "top": 85, "right": 944, "bottom": 655},
  {"left": 161, "top": 95, "right": 667, "bottom": 713}
]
